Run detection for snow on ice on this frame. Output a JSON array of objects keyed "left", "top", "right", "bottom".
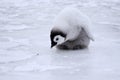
[{"left": 0, "top": 0, "right": 120, "bottom": 80}]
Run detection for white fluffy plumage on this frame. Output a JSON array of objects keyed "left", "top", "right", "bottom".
[
  {"left": 53, "top": 7, "right": 94, "bottom": 41},
  {"left": 50, "top": 7, "right": 94, "bottom": 49}
]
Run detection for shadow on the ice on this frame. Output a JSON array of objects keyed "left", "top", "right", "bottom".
[{"left": 51, "top": 47, "right": 90, "bottom": 54}]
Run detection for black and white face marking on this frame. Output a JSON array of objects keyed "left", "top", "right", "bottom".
[
  {"left": 54, "top": 35, "right": 60, "bottom": 42},
  {"left": 50, "top": 29, "right": 66, "bottom": 48},
  {"left": 54, "top": 35, "right": 65, "bottom": 44}
]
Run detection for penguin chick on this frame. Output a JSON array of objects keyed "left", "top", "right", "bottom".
[{"left": 50, "top": 7, "right": 94, "bottom": 50}]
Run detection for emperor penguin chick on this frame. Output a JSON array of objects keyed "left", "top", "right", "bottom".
[{"left": 50, "top": 7, "right": 94, "bottom": 50}]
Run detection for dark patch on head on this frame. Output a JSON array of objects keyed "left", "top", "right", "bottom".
[{"left": 50, "top": 29, "right": 66, "bottom": 48}]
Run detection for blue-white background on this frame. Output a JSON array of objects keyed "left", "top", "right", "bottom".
[{"left": 0, "top": 0, "right": 120, "bottom": 80}]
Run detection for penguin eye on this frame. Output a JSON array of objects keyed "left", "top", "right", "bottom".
[
  {"left": 56, "top": 37, "right": 59, "bottom": 41},
  {"left": 54, "top": 36, "right": 59, "bottom": 42}
]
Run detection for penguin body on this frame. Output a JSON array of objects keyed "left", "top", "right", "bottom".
[{"left": 50, "top": 7, "right": 94, "bottom": 50}]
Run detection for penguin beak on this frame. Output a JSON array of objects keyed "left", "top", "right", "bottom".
[
  {"left": 51, "top": 44, "right": 55, "bottom": 48},
  {"left": 51, "top": 42, "right": 57, "bottom": 48},
  {"left": 51, "top": 45, "right": 54, "bottom": 48}
]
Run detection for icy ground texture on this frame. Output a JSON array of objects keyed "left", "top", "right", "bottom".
[{"left": 0, "top": 0, "right": 120, "bottom": 80}]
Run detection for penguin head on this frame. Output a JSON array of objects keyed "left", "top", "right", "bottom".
[{"left": 50, "top": 29, "right": 66, "bottom": 48}]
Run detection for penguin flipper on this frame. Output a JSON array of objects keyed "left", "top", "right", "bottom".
[
  {"left": 66, "top": 26, "right": 82, "bottom": 41},
  {"left": 82, "top": 26, "right": 94, "bottom": 41}
]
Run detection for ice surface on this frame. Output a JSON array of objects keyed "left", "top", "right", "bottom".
[{"left": 0, "top": 0, "right": 120, "bottom": 80}]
